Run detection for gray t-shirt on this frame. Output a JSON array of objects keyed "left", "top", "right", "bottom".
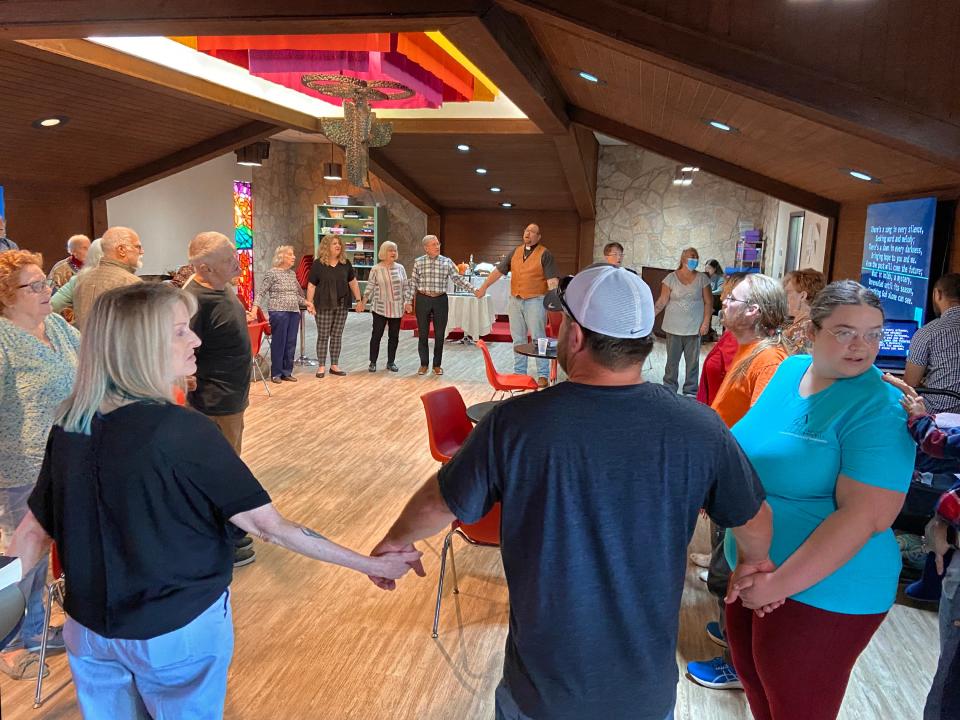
[
  {"left": 439, "top": 381, "right": 765, "bottom": 720},
  {"left": 662, "top": 271, "right": 710, "bottom": 336}
]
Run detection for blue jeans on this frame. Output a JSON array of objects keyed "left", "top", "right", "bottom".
[
  {"left": 507, "top": 295, "right": 549, "bottom": 378},
  {"left": 925, "top": 556, "right": 960, "bottom": 719},
  {"left": 64, "top": 591, "right": 234, "bottom": 720},
  {"left": 0, "top": 484, "right": 47, "bottom": 650},
  {"left": 494, "top": 678, "right": 674, "bottom": 720},
  {"left": 268, "top": 310, "right": 300, "bottom": 379}
]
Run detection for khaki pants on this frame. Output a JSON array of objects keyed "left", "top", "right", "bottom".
[{"left": 209, "top": 412, "right": 245, "bottom": 455}]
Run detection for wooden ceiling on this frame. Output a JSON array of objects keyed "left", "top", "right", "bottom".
[
  {"left": 527, "top": 18, "right": 960, "bottom": 203},
  {"left": 375, "top": 132, "right": 574, "bottom": 210},
  {"left": 0, "top": 41, "right": 274, "bottom": 189}
]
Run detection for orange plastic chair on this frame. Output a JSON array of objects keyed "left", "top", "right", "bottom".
[
  {"left": 432, "top": 504, "right": 502, "bottom": 637},
  {"left": 247, "top": 321, "right": 272, "bottom": 396},
  {"left": 476, "top": 339, "right": 538, "bottom": 400},
  {"left": 420, "top": 387, "right": 473, "bottom": 464}
]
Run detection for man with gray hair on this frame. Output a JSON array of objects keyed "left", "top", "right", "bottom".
[
  {"left": 73, "top": 226, "right": 143, "bottom": 330},
  {"left": 184, "top": 231, "right": 256, "bottom": 567},
  {"left": 405, "top": 234, "right": 474, "bottom": 375},
  {"left": 372, "top": 264, "right": 772, "bottom": 720},
  {"left": 48, "top": 234, "right": 92, "bottom": 290},
  {"left": 0, "top": 216, "right": 17, "bottom": 252}
]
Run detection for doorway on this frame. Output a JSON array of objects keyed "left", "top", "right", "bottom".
[{"left": 784, "top": 211, "right": 805, "bottom": 273}]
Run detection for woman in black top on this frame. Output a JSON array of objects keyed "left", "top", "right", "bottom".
[
  {"left": 306, "top": 234, "right": 361, "bottom": 378},
  {"left": 7, "top": 283, "right": 418, "bottom": 719}
]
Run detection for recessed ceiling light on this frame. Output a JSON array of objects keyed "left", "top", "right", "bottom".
[
  {"left": 475, "top": 167, "right": 487, "bottom": 174},
  {"left": 489, "top": 186, "right": 502, "bottom": 192},
  {"left": 577, "top": 70, "right": 601, "bottom": 83},
  {"left": 706, "top": 119, "right": 734, "bottom": 132},
  {"left": 456, "top": 144, "right": 470, "bottom": 152},
  {"left": 32, "top": 116, "right": 68, "bottom": 129},
  {"left": 501, "top": 202, "right": 513, "bottom": 208},
  {"left": 848, "top": 169, "right": 875, "bottom": 182}
]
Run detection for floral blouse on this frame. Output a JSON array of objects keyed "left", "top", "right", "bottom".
[{"left": 0, "top": 313, "right": 80, "bottom": 488}]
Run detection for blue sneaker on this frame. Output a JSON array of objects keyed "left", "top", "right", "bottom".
[
  {"left": 705, "top": 621, "right": 728, "bottom": 648},
  {"left": 686, "top": 657, "right": 742, "bottom": 690}
]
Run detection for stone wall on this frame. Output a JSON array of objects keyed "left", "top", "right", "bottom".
[
  {"left": 594, "top": 146, "right": 767, "bottom": 271},
  {"left": 251, "top": 141, "right": 426, "bottom": 280}
]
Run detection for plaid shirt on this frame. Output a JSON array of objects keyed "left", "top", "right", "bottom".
[
  {"left": 908, "top": 305, "right": 960, "bottom": 413},
  {"left": 908, "top": 414, "right": 960, "bottom": 528},
  {"left": 405, "top": 254, "right": 473, "bottom": 302}
]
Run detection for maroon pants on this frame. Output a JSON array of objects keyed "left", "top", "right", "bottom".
[{"left": 726, "top": 598, "right": 885, "bottom": 720}]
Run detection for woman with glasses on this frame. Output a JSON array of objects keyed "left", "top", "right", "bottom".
[
  {"left": 722, "top": 280, "right": 914, "bottom": 720},
  {"left": 653, "top": 247, "right": 712, "bottom": 395},
  {"left": 0, "top": 250, "right": 80, "bottom": 679}
]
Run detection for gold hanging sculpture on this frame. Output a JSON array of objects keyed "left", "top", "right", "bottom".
[{"left": 301, "top": 74, "right": 414, "bottom": 188}]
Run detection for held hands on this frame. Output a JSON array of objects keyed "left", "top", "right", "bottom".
[
  {"left": 245, "top": 309, "right": 257, "bottom": 323},
  {"left": 725, "top": 558, "right": 786, "bottom": 617},
  {"left": 882, "top": 373, "right": 928, "bottom": 419},
  {"left": 474, "top": 286, "right": 486, "bottom": 298},
  {"left": 924, "top": 515, "right": 953, "bottom": 575},
  {"left": 368, "top": 538, "right": 427, "bottom": 591},
  {"left": 404, "top": 303, "right": 413, "bottom": 314},
  {"left": 355, "top": 300, "right": 366, "bottom": 313},
  {"left": 306, "top": 303, "right": 316, "bottom": 316}
]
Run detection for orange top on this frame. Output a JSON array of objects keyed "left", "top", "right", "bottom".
[
  {"left": 509, "top": 244, "right": 549, "bottom": 299},
  {"left": 710, "top": 341, "right": 788, "bottom": 428}
]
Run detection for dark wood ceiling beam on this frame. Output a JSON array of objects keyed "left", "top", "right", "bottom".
[
  {"left": 570, "top": 107, "right": 839, "bottom": 219},
  {"left": 443, "top": 8, "right": 568, "bottom": 135},
  {"left": 0, "top": 1, "right": 486, "bottom": 38},
  {"left": 13, "top": 40, "right": 320, "bottom": 133},
  {"left": 368, "top": 149, "right": 442, "bottom": 217},
  {"left": 389, "top": 118, "right": 540, "bottom": 134},
  {"left": 501, "top": 0, "right": 960, "bottom": 172},
  {"left": 90, "top": 121, "right": 278, "bottom": 200},
  {"left": 552, "top": 124, "right": 597, "bottom": 220}
]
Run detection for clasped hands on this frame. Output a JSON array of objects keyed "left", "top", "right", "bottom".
[
  {"left": 367, "top": 538, "right": 427, "bottom": 591},
  {"left": 725, "top": 558, "right": 787, "bottom": 618}
]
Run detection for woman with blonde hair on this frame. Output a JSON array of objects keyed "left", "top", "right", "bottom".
[
  {"left": 357, "top": 240, "right": 407, "bottom": 373},
  {"left": 654, "top": 247, "right": 713, "bottom": 395},
  {"left": 306, "top": 234, "right": 361, "bottom": 378},
  {"left": 0, "top": 250, "right": 80, "bottom": 679},
  {"left": 253, "top": 244, "right": 305, "bottom": 383},
  {"left": 6, "top": 282, "right": 418, "bottom": 718}
]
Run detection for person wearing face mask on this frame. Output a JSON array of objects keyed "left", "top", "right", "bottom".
[
  {"left": 723, "top": 281, "right": 915, "bottom": 720},
  {"left": 72, "top": 226, "right": 143, "bottom": 331},
  {"left": 653, "top": 247, "right": 712, "bottom": 395}
]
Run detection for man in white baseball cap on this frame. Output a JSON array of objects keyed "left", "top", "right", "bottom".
[{"left": 370, "top": 263, "right": 773, "bottom": 720}]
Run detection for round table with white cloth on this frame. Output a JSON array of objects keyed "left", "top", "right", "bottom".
[{"left": 447, "top": 294, "right": 493, "bottom": 339}]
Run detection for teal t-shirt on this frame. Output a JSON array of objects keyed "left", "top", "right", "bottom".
[{"left": 724, "top": 355, "right": 914, "bottom": 614}]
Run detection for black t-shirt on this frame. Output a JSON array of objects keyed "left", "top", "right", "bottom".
[
  {"left": 185, "top": 282, "right": 251, "bottom": 415},
  {"left": 28, "top": 403, "right": 271, "bottom": 639},
  {"left": 307, "top": 260, "right": 356, "bottom": 310},
  {"left": 438, "top": 382, "right": 764, "bottom": 720}
]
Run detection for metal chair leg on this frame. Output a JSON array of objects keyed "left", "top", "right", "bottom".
[
  {"left": 449, "top": 540, "right": 460, "bottom": 594},
  {"left": 33, "top": 577, "right": 63, "bottom": 708},
  {"left": 251, "top": 358, "right": 271, "bottom": 397},
  {"left": 432, "top": 530, "right": 454, "bottom": 638}
]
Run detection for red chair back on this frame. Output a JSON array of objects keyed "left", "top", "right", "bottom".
[
  {"left": 51, "top": 542, "right": 63, "bottom": 579},
  {"left": 458, "top": 503, "right": 501, "bottom": 546},
  {"left": 420, "top": 387, "right": 473, "bottom": 463},
  {"left": 247, "top": 321, "right": 268, "bottom": 356},
  {"left": 476, "top": 339, "right": 538, "bottom": 392},
  {"left": 295, "top": 255, "right": 314, "bottom": 289},
  {"left": 255, "top": 306, "right": 272, "bottom": 336},
  {"left": 476, "top": 339, "right": 502, "bottom": 389},
  {"left": 545, "top": 310, "right": 563, "bottom": 339}
]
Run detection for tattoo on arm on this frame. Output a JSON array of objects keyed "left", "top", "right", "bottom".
[{"left": 299, "top": 526, "right": 329, "bottom": 541}]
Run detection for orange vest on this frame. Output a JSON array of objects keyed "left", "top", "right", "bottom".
[{"left": 509, "top": 244, "right": 549, "bottom": 299}]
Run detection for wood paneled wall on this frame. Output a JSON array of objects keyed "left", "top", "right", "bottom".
[
  {"left": 440, "top": 209, "right": 581, "bottom": 276},
  {"left": 0, "top": 181, "right": 92, "bottom": 270},
  {"left": 832, "top": 191, "right": 960, "bottom": 281}
]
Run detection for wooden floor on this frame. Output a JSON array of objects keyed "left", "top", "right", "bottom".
[{"left": 3, "top": 314, "right": 939, "bottom": 719}]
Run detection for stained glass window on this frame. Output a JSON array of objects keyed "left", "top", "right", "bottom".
[{"left": 233, "top": 180, "right": 254, "bottom": 307}]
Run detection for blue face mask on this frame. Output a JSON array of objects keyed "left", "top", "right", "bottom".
[{"left": 686, "top": 258, "right": 699, "bottom": 271}]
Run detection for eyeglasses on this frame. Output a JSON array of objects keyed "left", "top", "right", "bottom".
[
  {"left": 822, "top": 327, "right": 883, "bottom": 346},
  {"left": 557, "top": 275, "right": 581, "bottom": 326},
  {"left": 122, "top": 243, "right": 143, "bottom": 252},
  {"left": 17, "top": 278, "right": 55, "bottom": 293},
  {"left": 723, "top": 294, "right": 754, "bottom": 306}
]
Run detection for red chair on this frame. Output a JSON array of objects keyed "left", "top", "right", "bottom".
[
  {"left": 420, "top": 387, "right": 473, "bottom": 464},
  {"left": 432, "top": 505, "right": 502, "bottom": 638},
  {"left": 476, "top": 339, "right": 538, "bottom": 400},
  {"left": 34, "top": 543, "right": 66, "bottom": 707},
  {"left": 247, "top": 321, "right": 272, "bottom": 396}
]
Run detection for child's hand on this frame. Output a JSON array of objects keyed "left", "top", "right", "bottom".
[{"left": 882, "top": 373, "right": 928, "bottom": 419}]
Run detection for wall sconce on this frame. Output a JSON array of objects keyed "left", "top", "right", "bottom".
[{"left": 235, "top": 141, "right": 270, "bottom": 167}]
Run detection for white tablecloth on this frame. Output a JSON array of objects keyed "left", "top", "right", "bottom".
[{"left": 448, "top": 294, "right": 493, "bottom": 338}]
